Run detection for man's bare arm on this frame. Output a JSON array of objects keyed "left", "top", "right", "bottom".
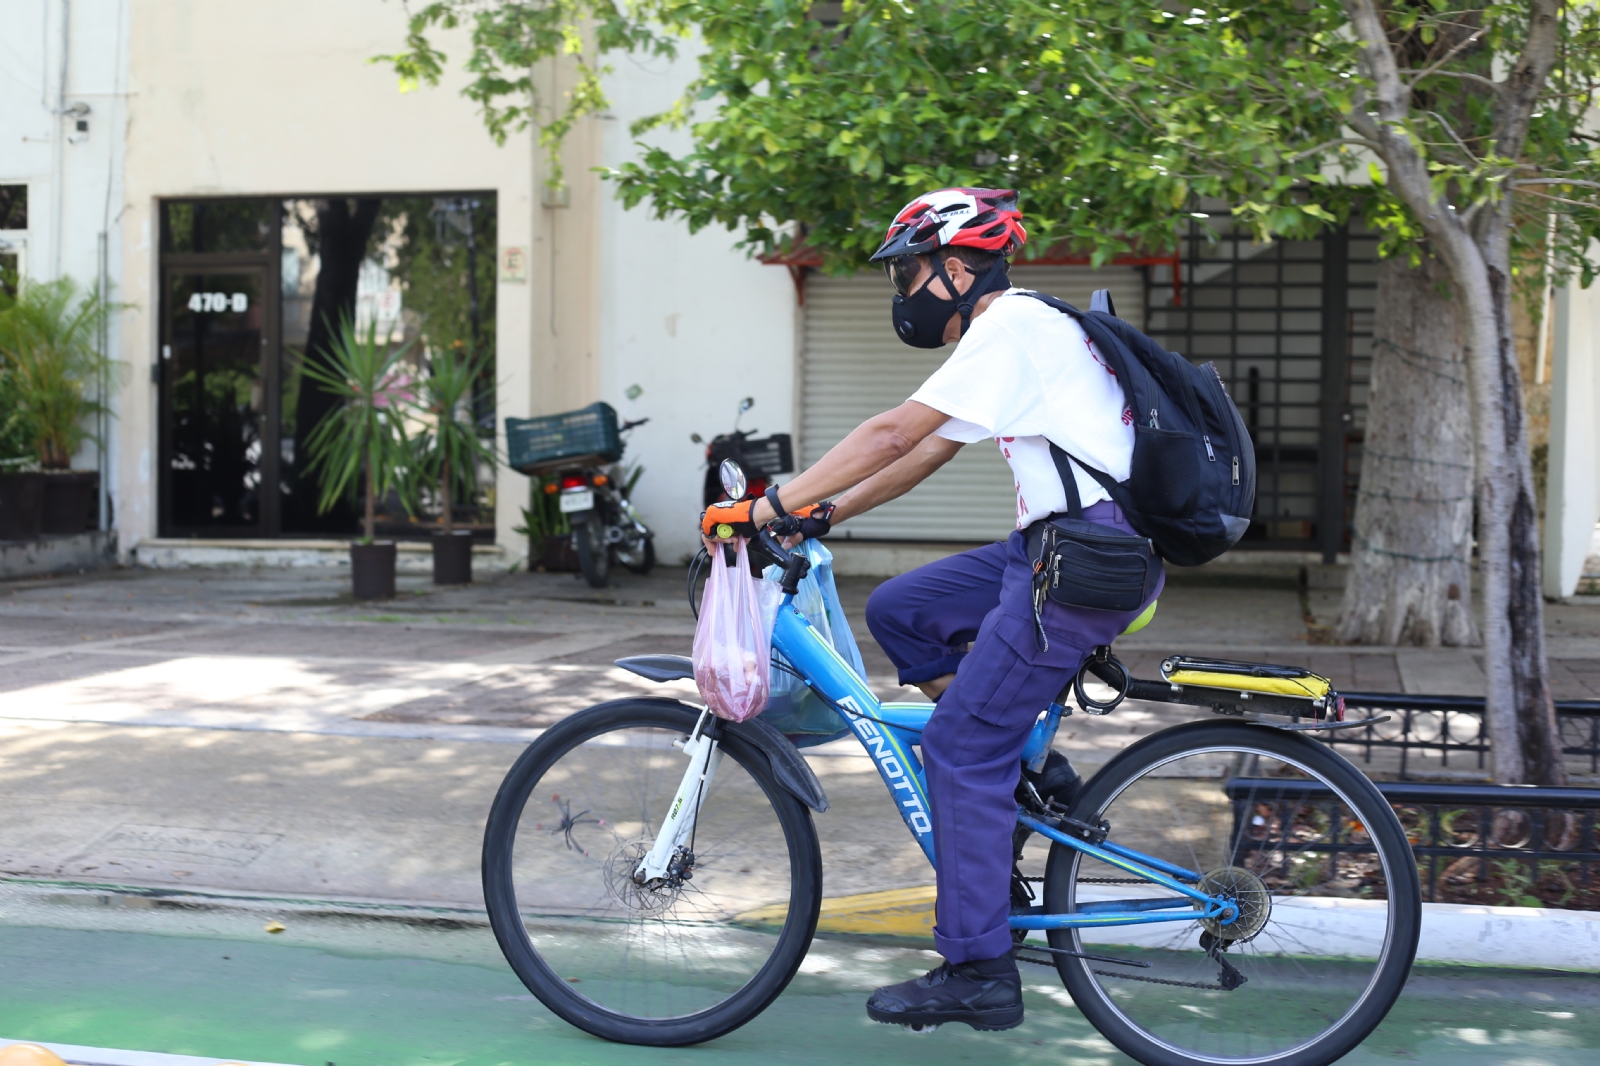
[
  {"left": 830, "top": 434, "right": 963, "bottom": 525},
  {"left": 750, "top": 400, "right": 950, "bottom": 524}
]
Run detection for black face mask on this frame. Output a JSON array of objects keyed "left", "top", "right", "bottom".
[{"left": 890, "top": 257, "right": 1011, "bottom": 349}]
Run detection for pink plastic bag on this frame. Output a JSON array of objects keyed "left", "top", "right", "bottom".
[{"left": 693, "top": 539, "right": 776, "bottom": 722}]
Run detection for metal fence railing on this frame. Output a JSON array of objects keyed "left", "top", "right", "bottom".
[
  {"left": 1318, "top": 693, "right": 1600, "bottom": 780},
  {"left": 1225, "top": 778, "right": 1600, "bottom": 906}
]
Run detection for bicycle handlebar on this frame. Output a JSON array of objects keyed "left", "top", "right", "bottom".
[{"left": 755, "top": 525, "right": 812, "bottom": 596}]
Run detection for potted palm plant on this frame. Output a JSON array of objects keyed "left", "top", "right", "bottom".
[
  {"left": 299, "top": 315, "right": 417, "bottom": 600},
  {"left": 411, "top": 343, "right": 496, "bottom": 584},
  {"left": 0, "top": 278, "right": 123, "bottom": 536}
]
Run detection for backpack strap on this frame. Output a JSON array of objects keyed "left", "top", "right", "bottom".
[
  {"left": 1047, "top": 442, "right": 1085, "bottom": 520},
  {"left": 1049, "top": 441, "right": 1136, "bottom": 519}
]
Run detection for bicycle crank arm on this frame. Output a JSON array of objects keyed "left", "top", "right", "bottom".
[{"left": 636, "top": 715, "right": 723, "bottom": 884}]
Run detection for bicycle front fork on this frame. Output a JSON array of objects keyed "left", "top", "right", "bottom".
[{"left": 634, "top": 710, "right": 723, "bottom": 886}]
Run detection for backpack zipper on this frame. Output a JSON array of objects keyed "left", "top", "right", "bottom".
[
  {"left": 1231, "top": 455, "right": 1240, "bottom": 485},
  {"left": 1203, "top": 435, "right": 1215, "bottom": 461},
  {"left": 1148, "top": 408, "right": 1160, "bottom": 429}
]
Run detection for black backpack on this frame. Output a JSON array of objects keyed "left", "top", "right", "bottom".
[{"left": 1020, "top": 290, "right": 1256, "bottom": 567}]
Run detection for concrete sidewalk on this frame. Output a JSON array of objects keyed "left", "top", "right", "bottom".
[{"left": 1, "top": 562, "right": 1597, "bottom": 912}]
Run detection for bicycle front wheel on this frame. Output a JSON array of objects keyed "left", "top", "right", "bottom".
[
  {"left": 483, "top": 698, "right": 822, "bottom": 1046},
  {"left": 1042, "top": 720, "right": 1420, "bottom": 1066}
]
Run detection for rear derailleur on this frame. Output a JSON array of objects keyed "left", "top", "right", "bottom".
[{"left": 1199, "top": 931, "right": 1247, "bottom": 991}]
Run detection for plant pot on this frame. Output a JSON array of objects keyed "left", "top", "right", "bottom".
[
  {"left": 40, "top": 471, "right": 97, "bottom": 535},
  {"left": 350, "top": 541, "right": 397, "bottom": 601},
  {"left": 0, "top": 472, "right": 46, "bottom": 541},
  {"left": 432, "top": 529, "right": 474, "bottom": 585},
  {"left": 540, "top": 534, "right": 579, "bottom": 572}
]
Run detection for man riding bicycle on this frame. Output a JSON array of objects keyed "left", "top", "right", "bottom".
[{"left": 701, "top": 187, "right": 1164, "bottom": 1033}]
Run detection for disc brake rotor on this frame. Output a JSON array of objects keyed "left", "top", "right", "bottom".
[{"left": 1195, "top": 865, "right": 1272, "bottom": 942}]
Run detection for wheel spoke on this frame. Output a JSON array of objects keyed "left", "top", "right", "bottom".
[
  {"left": 487, "top": 705, "right": 815, "bottom": 1037},
  {"left": 1047, "top": 728, "right": 1417, "bottom": 1065}
]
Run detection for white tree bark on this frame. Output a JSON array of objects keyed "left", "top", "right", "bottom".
[
  {"left": 1339, "top": 256, "right": 1479, "bottom": 647},
  {"left": 1341, "top": 0, "right": 1565, "bottom": 784}
]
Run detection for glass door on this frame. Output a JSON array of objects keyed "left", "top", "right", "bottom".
[{"left": 160, "top": 268, "right": 277, "bottom": 535}]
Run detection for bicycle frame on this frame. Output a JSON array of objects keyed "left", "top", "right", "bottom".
[{"left": 767, "top": 596, "right": 1234, "bottom": 932}]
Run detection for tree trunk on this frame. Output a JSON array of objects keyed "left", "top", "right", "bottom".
[
  {"left": 1439, "top": 227, "right": 1564, "bottom": 786},
  {"left": 1481, "top": 255, "right": 1565, "bottom": 786},
  {"left": 1338, "top": 255, "right": 1479, "bottom": 646},
  {"left": 288, "top": 197, "right": 382, "bottom": 533}
]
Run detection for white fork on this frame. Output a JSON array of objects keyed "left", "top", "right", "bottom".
[{"left": 635, "top": 709, "right": 723, "bottom": 884}]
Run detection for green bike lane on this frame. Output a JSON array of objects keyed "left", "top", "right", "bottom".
[{"left": 1, "top": 886, "right": 1596, "bottom": 1066}]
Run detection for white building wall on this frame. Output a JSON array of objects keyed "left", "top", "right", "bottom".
[
  {"left": 1544, "top": 272, "right": 1600, "bottom": 598},
  {"left": 597, "top": 51, "right": 797, "bottom": 565},
  {"left": 114, "top": 0, "right": 536, "bottom": 555},
  {"left": 1, "top": 0, "right": 130, "bottom": 488}
]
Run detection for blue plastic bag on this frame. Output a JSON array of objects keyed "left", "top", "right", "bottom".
[{"left": 760, "top": 540, "right": 864, "bottom": 744}]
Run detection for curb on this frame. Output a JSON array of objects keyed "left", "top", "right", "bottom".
[
  {"left": 771, "top": 887, "right": 1600, "bottom": 970},
  {"left": 0, "top": 1039, "right": 294, "bottom": 1066}
]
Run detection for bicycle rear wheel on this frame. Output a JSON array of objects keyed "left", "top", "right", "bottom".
[
  {"left": 483, "top": 698, "right": 822, "bottom": 1045},
  {"left": 1042, "top": 720, "right": 1420, "bottom": 1066}
]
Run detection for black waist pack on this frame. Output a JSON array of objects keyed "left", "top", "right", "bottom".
[{"left": 1026, "top": 443, "right": 1160, "bottom": 650}]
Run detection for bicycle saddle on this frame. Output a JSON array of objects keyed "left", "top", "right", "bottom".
[{"left": 616, "top": 654, "right": 694, "bottom": 683}]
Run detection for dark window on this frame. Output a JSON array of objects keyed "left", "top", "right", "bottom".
[
  {"left": 0, "top": 185, "right": 25, "bottom": 229},
  {"left": 161, "top": 199, "right": 273, "bottom": 255}
]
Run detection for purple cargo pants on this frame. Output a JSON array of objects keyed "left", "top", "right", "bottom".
[{"left": 863, "top": 500, "right": 1163, "bottom": 964}]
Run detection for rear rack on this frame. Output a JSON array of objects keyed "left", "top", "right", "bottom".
[{"left": 1081, "top": 651, "right": 1353, "bottom": 724}]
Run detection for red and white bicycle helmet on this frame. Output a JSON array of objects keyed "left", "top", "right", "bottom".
[{"left": 869, "top": 187, "right": 1027, "bottom": 262}]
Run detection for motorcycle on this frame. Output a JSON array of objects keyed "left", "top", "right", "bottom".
[
  {"left": 551, "top": 417, "right": 655, "bottom": 589},
  {"left": 691, "top": 397, "right": 794, "bottom": 507}
]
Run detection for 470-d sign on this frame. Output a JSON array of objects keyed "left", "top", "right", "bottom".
[{"left": 188, "top": 291, "right": 249, "bottom": 313}]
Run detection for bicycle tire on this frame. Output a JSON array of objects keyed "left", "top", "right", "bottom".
[
  {"left": 1042, "top": 720, "right": 1420, "bottom": 1066},
  {"left": 575, "top": 513, "right": 611, "bottom": 588},
  {"left": 483, "top": 698, "right": 822, "bottom": 1046}
]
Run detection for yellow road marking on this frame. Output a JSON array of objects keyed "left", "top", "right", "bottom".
[{"left": 736, "top": 886, "right": 937, "bottom": 937}]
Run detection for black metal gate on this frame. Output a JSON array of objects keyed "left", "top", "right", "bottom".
[{"left": 1145, "top": 221, "right": 1377, "bottom": 559}]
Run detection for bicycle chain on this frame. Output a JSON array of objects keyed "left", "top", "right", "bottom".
[
  {"left": 1092, "top": 969, "right": 1228, "bottom": 991},
  {"left": 1019, "top": 875, "right": 1229, "bottom": 989}
]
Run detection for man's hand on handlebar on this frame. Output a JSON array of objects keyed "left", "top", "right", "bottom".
[
  {"left": 699, "top": 498, "right": 835, "bottom": 546},
  {"left": 700, "top": 498, "right": 760, "bottom": 541},
  {"left": 769, "top": 502, "right": 835, "bottom": 541}
]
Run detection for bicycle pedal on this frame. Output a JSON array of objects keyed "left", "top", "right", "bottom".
[{"left": 901, "top": 1022, "right": 941, "bottom": 1034}]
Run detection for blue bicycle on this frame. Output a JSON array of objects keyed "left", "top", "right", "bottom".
[{"left": 483, "top": 527, "right": 1420, "bottom": 1066}]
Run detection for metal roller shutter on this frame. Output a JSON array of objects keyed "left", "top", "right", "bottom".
[{"left": 800, "top": 266, "right": 1146, "bottom": 541}]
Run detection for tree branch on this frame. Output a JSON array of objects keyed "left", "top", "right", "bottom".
[
  {"left": 1514, "top": 178, "right": 1600, "bottom": 191},
  {"left": 1342, "top": 0, "right": 1409, "bottom": 121},
  {"left": 1494, "top": 0, "right": 1562, "bottom": 162},
  {"left": 1425, "top": 110, "right": 1482, "bottom": 163},
  {"left": 1515, "top": 188, "right": 1595, "bottom": 210},
  {"left": 1398, "top": 68, "right": 1500, "bottom": 92},
  {"left": 1287, "top": 137, "right": 1382, "bottom": 162},
  {"left": 1403, "top": 25, "right": 1489, "bottom": 90}
]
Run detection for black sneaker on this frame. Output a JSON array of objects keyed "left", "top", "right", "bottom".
[{"left": 865, "top": 955, "right": 1023, "bottom": 1032}]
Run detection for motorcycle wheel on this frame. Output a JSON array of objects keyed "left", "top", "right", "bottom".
[
  {"left": 574, "top": 514, "right": 611, "bottom": 588},
  {"left": 620, "top": 534, "right": 655, "bottom": 576}
]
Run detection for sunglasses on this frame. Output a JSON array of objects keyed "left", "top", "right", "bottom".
[{"left": 885, "top": 256, "right": 926, "bottom": 297}]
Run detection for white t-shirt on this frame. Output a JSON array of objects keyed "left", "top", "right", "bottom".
[{"left": 909, "top": 290, "right": 1135, "bottom": 529}]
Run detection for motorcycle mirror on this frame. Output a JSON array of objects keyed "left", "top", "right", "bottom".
[
  {"left": 739, "top": 397, "right": 754, "bottom": 413},
  {"left": 690, "top": 433, "right": 703, "bottom": 444},
  {"left": 719, "top": 459, "right": 748, "bottom": 500}
]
